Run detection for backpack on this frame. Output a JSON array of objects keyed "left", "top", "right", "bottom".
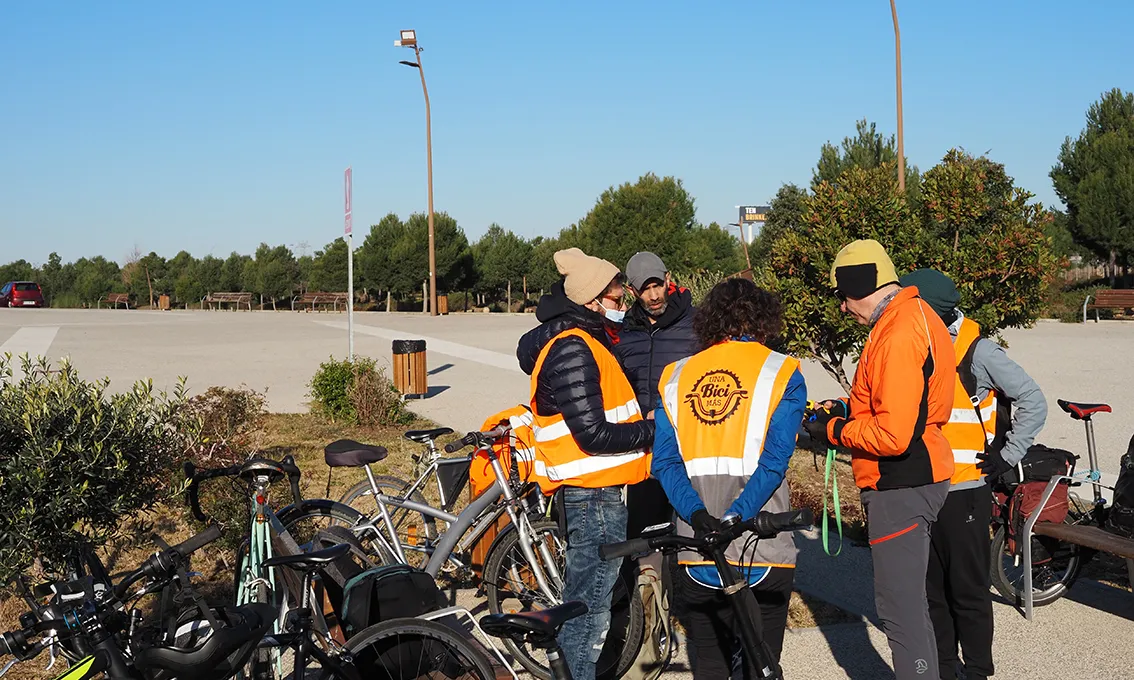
[
  {"left": 1105, "top": 434, "right": 1134, "bottom": 538},
  {"left": 340, "top": 565, "right": 445, "bottom": 639},
  {"left": 309, "top": 527, "right": 379, "bottom": 642},
  {"left": 619, "top": 555, "right": 673, "bottom": 680}
]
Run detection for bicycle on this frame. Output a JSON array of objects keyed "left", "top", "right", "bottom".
[
  {"left": 184, "top": 455, "right": 383, "bottom": 679},
  {"left": 1, "top": 526, "right": 273, "bottom": 680},
  {"left": 989, "top": 398, "right": 1120, "bottom": 607},
  {"left": 597, "top": 509, "right": 815, "bottom": 680},
  {"left": 252, "top": 542, "right": 499, "bottom": 680},
  {"left": 326, "top": 428, "right": 644, "bottom": 680}
]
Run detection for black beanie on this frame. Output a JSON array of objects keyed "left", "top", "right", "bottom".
[{"left": 899, "top": 269, "right": 960, "bottom": 320}]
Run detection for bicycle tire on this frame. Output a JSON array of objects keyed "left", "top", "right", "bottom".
[
  {"left": 483, "top": 519, "right": 644, "bottom": 680},
  {"left": 319, "top": 617, "right": 497, "bottom": 680},
  {"left": 340, "top": 475, "right": 438, "bottom": 568},
  {"left": 989, "top": 523, "right": 1083, "bottom": 607},
  {"left": 276, "top": 499, "right": 397, "bottom": 566}
]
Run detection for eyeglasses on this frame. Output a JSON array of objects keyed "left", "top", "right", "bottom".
[{"left": 835, "top": 290, "right": 847, "bottom": 302}]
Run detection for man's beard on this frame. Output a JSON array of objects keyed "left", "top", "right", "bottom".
[{"left": 645, "top": 299, "right": 668, "bottom": 317}]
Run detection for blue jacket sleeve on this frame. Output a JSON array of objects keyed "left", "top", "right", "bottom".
[
  {"left": 727, "top": 369, "right": 807, "bottom": 521},
  {"left": 649, "top": 405, "right": 706, "bottom": 524}
]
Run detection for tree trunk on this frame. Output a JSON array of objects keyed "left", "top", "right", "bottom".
[
  {"left": 145, "top": 265, "right": 154, "bottom": 308},
  {"left": 1109, "top": 250, "right": 1117, "bottom": 288},
  {"left": 523, "top": 275, "right": 528, "bottom": 304},
  {"left": 809, "top": 340, "right": 853, "bottom": 395},
  {"left": 386, "top": 291, "right": 392, "bottom": 312},
  {"left": 507, "top": 280, "right": 512, "bottom": 313}
]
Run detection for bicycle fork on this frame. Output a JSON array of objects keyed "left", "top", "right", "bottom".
[{"left": 492, "top": 455, "right": 564, "bottom": 598}]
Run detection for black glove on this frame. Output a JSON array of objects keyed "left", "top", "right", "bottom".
[
  {"left": 690, "top": 509, "right": 722, "bottom": 538},
  {"left": 977, "top": 448, "right": 1013, "bottom": 480}
]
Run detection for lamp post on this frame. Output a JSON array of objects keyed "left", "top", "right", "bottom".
[
  {"left": 728, "top": 223, "right": 753, "bottom": 272},
  {"left": 889, "top": 0, "right": 905, "bottom": 194},
  {"left": 396, "top": 29, "right": 438, "bottom": 316}
]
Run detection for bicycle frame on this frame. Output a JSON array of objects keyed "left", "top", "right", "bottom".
[{"left": 353, "top": 445, "right": 564, "bottom": 596}]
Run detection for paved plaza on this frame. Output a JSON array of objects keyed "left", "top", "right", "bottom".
[{"left": 3, "top": 307, "right": 1133, "bottom": 678}]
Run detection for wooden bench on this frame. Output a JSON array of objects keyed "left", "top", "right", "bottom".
[
  {"left": 204, "top": 292, "right": 253, "bottom": 311},
  {"left": 1083, "top": 289, "right": 1134, "bottom": 322},
  {"left": 1033, "top": 522, "right": 1134, "bottom": 560},
  {"left": 291, "top": 292, "right": 349, "bottom": 312},
  {"left": 98, "top": 293, "right": 130, "bottom": 309}
]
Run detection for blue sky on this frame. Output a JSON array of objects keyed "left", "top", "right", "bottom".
[{"left": 2, "top": 1, "right": 1131, "bottom": 265}]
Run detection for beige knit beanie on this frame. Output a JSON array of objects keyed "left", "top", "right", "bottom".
[{"left": 553, "top": 247, "right": 620, "bottom": 305}]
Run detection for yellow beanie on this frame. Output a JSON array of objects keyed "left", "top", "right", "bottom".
[
  {"left": 553, "top": 248, "right": 620, "bottom": 305},
  {"left": 830, "top": 239, "right": 899, "bottom": 299}
]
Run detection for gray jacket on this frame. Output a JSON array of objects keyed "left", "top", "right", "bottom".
[{"left": 949, "top": 312, "right": 1048, "bottom": 491}]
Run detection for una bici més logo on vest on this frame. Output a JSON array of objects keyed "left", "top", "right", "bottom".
[{"left": 684, "top": 370, "right": 749, "bottom": 425}]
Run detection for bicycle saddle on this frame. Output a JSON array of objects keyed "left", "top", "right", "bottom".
[
  {"left": 262, "top": 543, "right": 351, "bottom": 572},
  {"left": 133, "top": 603, "right": 275, "bottom": 680},
  {"left": 324, "top": 439, "right": 388, "bottom": 467},
  {"left": 238, "top": 458, "right": 288, "bottom": 482},
  {"left": 1058, "top": 399, "right": 1112, "bottom": 420},
  {"left": 481, "top": 601, "right": 589, "bottom": 643},
  {"left": 404, "top": 427, "right": 454, "bottom": 443}
]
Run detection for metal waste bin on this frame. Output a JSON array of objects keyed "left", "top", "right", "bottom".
[{"left": 392, "top": 339, "right": 427, "bottom": 397}]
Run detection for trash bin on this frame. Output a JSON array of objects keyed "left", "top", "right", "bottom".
[
  {"left": 437, "top": 296, "right": 449, "bottom": 315},
  {"left": 392, "top": 340, "right": 428, "bottom": 396},
  {"left": 158, "top": 294, "right": 171, "bottom": 311}
]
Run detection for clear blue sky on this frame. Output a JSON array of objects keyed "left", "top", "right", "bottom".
[{"left": 2, "top": 1, "right": 1131, "bottom": 265}]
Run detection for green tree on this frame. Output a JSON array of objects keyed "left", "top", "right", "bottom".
[
  {"left": 575, "top": 173, "right": 699, "bottom": 272},
  {"left": 220, "top": 252, "right": 251, "bottom": 292},
  {"left": 1050, "top": 88, "right": 1134, "bottom": 286},
  {"left": 72, "top": 257, "right": 121, "bottom": 305},
  {"left": 358, "top": 213, "right": 406, "bottom": 297},
  {"left": 385, "top": 212, "right": 474, "bottom": 297},
  {"left": 472, "top": 224, "right": 533, "bottom": 298},
  {"left": 684, "top": 222, "right": 744, "bottom": 274},
  {"left": 196, "top": 255, "right": 224, "bottom": 294},
  {"left": 246, "top": 244, "right": 299, "bottom": 309},
  {"left": 814, "top": 119, "right": 921, "bottom": 203},
  {"left": 308, "top": 238, "right": 354, "bottom": 293},
  {"left": 38, "top": 253, "right": 73, "bottom": 306},
  {"left": 0, "top": 260, "right": 36, "bottom": 286},
  {"left": 527, "top": 236, "right": 561, "bottom": 295},
  {"left": 752, "top": 184, "right": 808, "bottom": 264}
]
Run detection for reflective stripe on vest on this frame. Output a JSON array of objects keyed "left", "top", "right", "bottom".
[
  {"left": 528, "top": 328, "right": 650, "bottom": 493},
  {"left": 659, "top": 340, "right": 799, "bottom": 567},
  {"left": 942, "top": 318, "right": 997, "bottom": 483}
]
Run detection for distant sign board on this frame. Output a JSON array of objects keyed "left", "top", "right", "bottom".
[
  {"left": 344, "top": 167, "right": 353, "bottom": 235},
  {"left": 739, "top": 205, "right": 770, "bottom": 223}
]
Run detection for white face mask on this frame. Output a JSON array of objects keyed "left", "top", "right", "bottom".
[{"left": 604, "top": 308, "right": 626, "bottom": 323}]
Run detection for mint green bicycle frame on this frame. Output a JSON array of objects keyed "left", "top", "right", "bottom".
[{"left": 235, "top": 474, "right": 286, "bottom": 679}]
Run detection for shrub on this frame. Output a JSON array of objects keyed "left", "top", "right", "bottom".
[
  {"left": 1044, "top": 280, "right": 1109, "bottom": 323},
  {"left": 0, "top": 355, "right": 195, "bottom": 582},
  {"left": 679, "top": 270, "right": 728, "bottom": 306},
  {"left": 309, "top": 356, "right": 411, "bottom": 426}
]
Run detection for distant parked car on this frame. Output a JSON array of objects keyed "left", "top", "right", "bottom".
[{"left": 0, "top": 281, "right": 46, "bottom": 308}]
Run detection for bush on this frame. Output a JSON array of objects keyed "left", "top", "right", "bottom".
[
  {"left": 0, "top": 355, "right": 195, "bottom": 582},
  {"left": 50, "top": 292, "right": 85, "bottom": 308},
  {"left": 309, "top": 356, "right": 411, "bottom": 426},
  {"left": 679, "top": 270, "right": 728, "bottom": 306},
  {"left": 1044, "top": 280, "right": 1109, "bottom": 323}
]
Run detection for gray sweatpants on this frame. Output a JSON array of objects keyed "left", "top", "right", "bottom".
[{"left": 861, "top": 481, "right": 949, "bottom": 679}]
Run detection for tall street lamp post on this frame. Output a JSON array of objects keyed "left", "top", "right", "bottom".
[
  {"left": 396, "top": 29, "right": 438, "bottom": 316},
  {"left": 889, "top": 0, "right": 906, "bottom": 194}
]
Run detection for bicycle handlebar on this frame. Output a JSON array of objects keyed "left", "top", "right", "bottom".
[
  {"left": 444, "top": 426, "right": 510, "bottom": 454},
  {"left": 599, "top": 509, "right": 814, "bottom": 562},
  {"left": 114, "top": 525, "right": 223, "bottom": 599},
  {"left": 183, "top": 456, "right": 303, "bottom": 522}
]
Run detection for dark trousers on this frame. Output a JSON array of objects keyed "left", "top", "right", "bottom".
[
  {"left": 927, "top": 484, "right": 995, "bottom": 680},
  {"left": 673, "top": 564, "right": 793, "bottom": 680}
]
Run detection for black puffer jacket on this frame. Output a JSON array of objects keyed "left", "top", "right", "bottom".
[
  {"left": 615, "top": 287, "right": 699, "bottom": 413},
  {"left": 517, "top": 282, "right": 655, "bottom": 455}
]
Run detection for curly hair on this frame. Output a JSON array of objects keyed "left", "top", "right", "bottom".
[{"left": 693, "top": 278, "right": 784, "bottom": 349}]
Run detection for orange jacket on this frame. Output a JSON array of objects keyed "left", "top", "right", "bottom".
[{"left": 827, "top": 286, "right": 956, "bottom": 490}]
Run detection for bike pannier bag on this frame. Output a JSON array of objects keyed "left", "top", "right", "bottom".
[
  {"left": 340, "top": 564, "right": 445, "bottom": 638},
  {"left": 1105, "top": 434, "right": 1134, "bottom": 538},
  {"left": 1002, "top": 444, "right": 1078, "bottom": 486}
]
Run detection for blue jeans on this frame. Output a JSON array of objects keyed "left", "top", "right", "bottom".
[{"left": 559, "top": 486, "right": 627, "bottom": 680}]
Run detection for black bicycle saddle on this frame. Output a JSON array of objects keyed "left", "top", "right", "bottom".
[
  {"left": 133, "top": 603, "right": 275, "bottom": 680},
  {"left": 404, "top": 427, "right": 455, "bottom": 444},
  {"left": 324, "top": 439, "right": 389, "bottom": 467},
  {"left": 262, "top": 543, "right": 351, "bottom": 572},
  {"left": 481, "top": 601, "right": 589, "bottom": 643}
]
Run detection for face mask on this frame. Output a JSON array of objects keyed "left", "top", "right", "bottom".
[{"left": 604, "top": 308, "right": 626, "bottom": 323}]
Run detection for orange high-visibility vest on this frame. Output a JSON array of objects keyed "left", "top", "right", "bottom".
[
  {"left": 469, "top": 406, "right": 537, "bottom": 500},
  {"left": 942, "top": 317, "right": 998, "bottom": 485},
  {"left": 659, "top": 340, "right": 799, "bottom": 568},
  {"left": 529, "top": 329, "right": 650, "bottom": 494}
]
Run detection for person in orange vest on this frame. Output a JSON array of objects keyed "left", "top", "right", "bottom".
[
  {"left": 651, "top": 278, "right": 806, "bottom": 678},
  {"left": 516, "top": 247, "right": 654, "bottom": 680},
  {"left": 804, "top": 240, "right": 955, "bottom": 680},
  {"left": 900, "top": 268, "right": 1047, "bottom": 680}
]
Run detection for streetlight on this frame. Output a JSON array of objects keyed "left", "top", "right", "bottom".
[
  {"left": 890, "top": 0, "right": 905, "bottom": 194},
  {"left": 395, "top": 29, "right": 438, "bottom": 316},
  {"left": 728, "top": 223, "right": 754, "bottom": 272}
]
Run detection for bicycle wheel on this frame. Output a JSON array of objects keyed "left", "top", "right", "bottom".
[
  {"left": 277, "top": 499, "right": 397, "bottom": 566},
  {"left": 326, "top": 617, "right": 496, "bottom": 680},
  {"left": 989, "top": 523, "right": 1083, "bottom": 606},
  {"left": 340, "top": 475, "right": 438, "bottom": 569},
  {"left": 483, "top": 519, "right": 644, "bottom": 680}
]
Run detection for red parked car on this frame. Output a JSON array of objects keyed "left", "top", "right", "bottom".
[{"left": 0, "top": 281, "right": 46, "bottom": 308}]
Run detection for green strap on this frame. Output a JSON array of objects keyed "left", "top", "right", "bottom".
[{"left": 822, "top": 446, "right": 843, "bottom": 557}]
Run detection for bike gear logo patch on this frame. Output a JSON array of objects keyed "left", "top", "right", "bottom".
[{"left": 685, "top": 370, "right": 748, "bottom": 425}]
